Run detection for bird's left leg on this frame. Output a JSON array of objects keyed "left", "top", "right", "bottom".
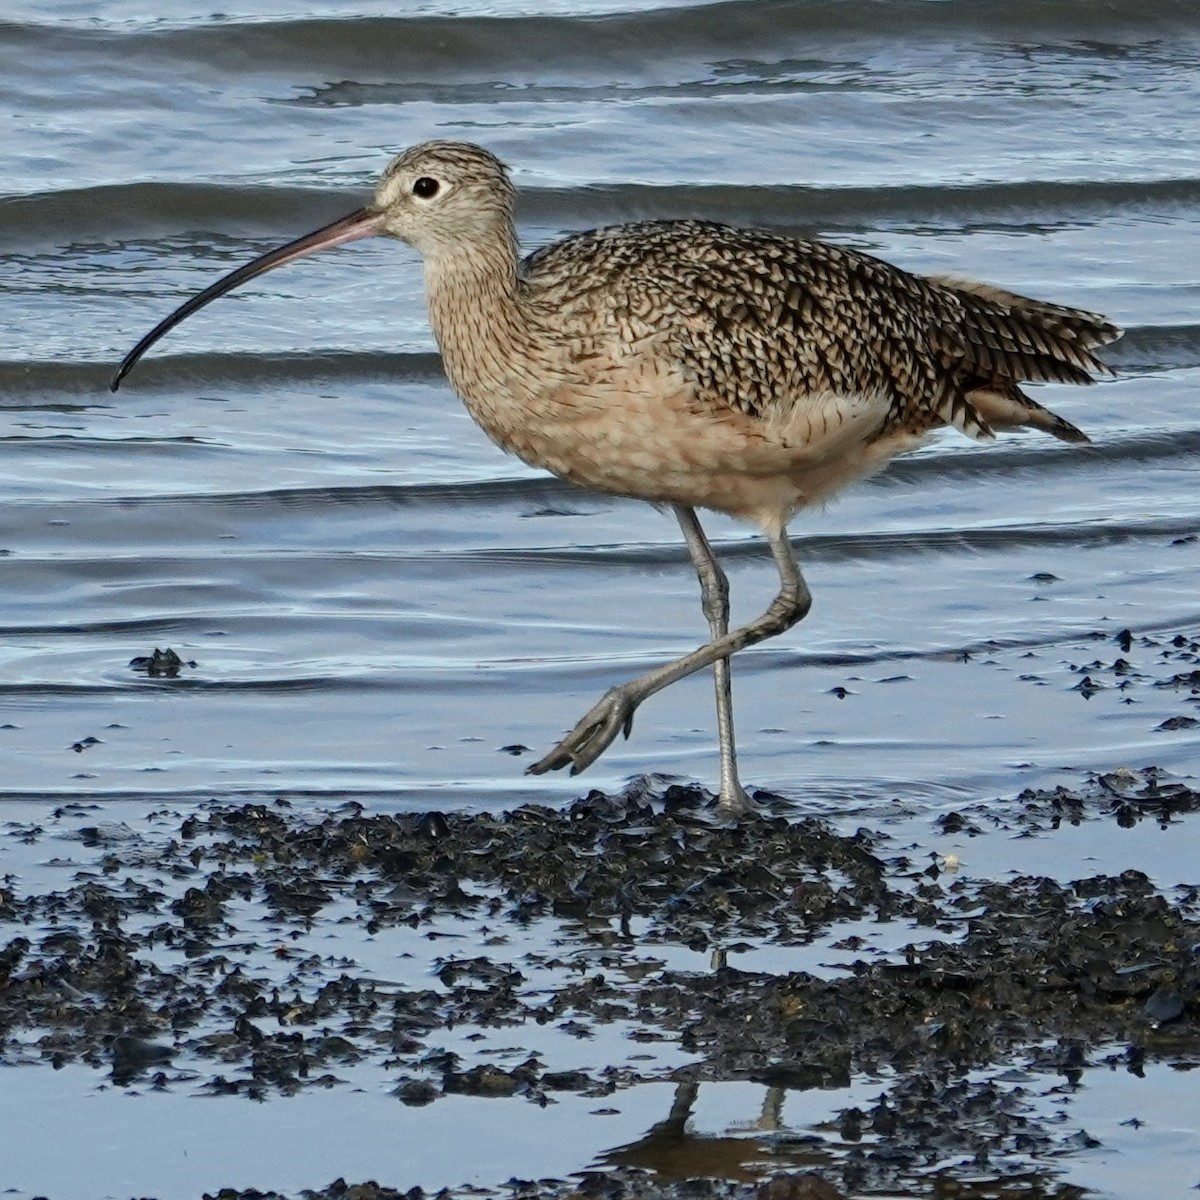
[
  {"left": 673, "top": 505, "right": 753, "bottom": 814},
  {"left": 528, "top": 525, "right": 811, "bottom": 789}
]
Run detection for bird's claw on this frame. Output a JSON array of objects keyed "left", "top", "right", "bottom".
[{"left": 526, "top": 687, "right": 638, "bottom": 777}]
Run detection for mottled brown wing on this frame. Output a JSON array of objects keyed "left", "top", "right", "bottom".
[
  {"left": 526, "top": 221, "right": 949, "bottom": 425},
  {"left": 523, "top": 221, "right": 1118, "bottom": 441}
]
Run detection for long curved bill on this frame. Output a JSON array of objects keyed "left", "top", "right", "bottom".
[{"left": 110, "top": 206, "right": 384, "bottom": 392}]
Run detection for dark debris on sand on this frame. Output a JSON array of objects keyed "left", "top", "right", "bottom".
[
  {"left": 200, "top": 1171, "right": 853, "bottom": 1200},
  {"left": 2, "top": 771, "right": 1199, "bottom": 1197}
]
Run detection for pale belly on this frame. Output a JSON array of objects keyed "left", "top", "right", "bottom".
[{"left": 462, "top": 373, "right": 925, "bottom": 531}]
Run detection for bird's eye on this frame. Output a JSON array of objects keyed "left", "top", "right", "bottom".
[{"left": 412, "top": 176, "right": 440, "bottom": 199}]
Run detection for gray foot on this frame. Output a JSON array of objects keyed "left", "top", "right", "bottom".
[{"left": 526, "top": 686, "right": 638, "bottom": 776}]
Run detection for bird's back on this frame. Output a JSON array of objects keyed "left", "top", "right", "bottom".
[{"left": 521, "top": 219, "right": 1119, "bottom": 445}]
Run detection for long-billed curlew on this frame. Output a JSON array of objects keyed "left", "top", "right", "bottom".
[{"left": 112, "top": 141, "right": 1120, "bottom": 813}]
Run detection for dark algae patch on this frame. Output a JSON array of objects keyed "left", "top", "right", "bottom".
[
  {"left": 2, "top": 774, "right": 1199, "bottom": 1197},
  {"left": 197, "top": 1175, "right": 853, "bottom": 1200}
]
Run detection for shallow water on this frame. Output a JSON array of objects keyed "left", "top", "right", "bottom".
[{"left": 2, "top": 0, "right": 1199, "bottom": 1196}]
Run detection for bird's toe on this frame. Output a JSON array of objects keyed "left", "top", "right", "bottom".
[{"left": 526, "top": 687, "right": 638, "bottom": 777}]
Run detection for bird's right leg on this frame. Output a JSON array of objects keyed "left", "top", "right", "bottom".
[
  {"left": 673, "top": 505, "right": 753, "bottom": 815},
  {"left": 527, "top": 525, "right": 811, "bottom": 788}
]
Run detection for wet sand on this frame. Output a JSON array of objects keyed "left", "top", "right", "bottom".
[{"left": 3, "top": 632, "right": 1199, "bottom": 1198}]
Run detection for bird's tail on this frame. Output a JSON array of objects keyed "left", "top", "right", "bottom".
[
  {"left": 929, "top": 276, "right": 1121, "bottom": 444},
  {"left": 932, "top": 275, "right": 1121, "bottom": 383}
]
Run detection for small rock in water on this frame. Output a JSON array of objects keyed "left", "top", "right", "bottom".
[{"left": 129, "top": 647, "right": 196, "bottom": 676}]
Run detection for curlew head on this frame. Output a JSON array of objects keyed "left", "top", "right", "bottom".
[
  {"left": 373, "top": 141, "right": 516, "bottom": 255},
  {"left": 110, "top": 140, "right": 515, "bottom": 391}
]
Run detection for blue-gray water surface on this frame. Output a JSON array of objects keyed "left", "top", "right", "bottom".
[{"left": 2, "top": 0, "right": 1199, "bottom": 1196}]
